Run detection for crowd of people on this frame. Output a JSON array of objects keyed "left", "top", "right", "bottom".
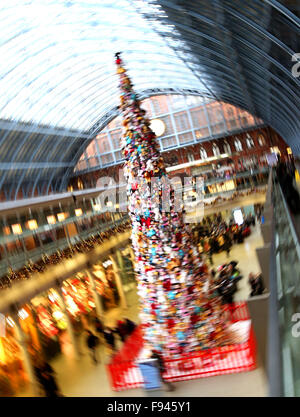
[
  {"left": 32, "top": 205, "right": 270, "bottom": 397},
  {"left": 0, "top": 221, "right": 131, "bottom": 290},
  {"left": 209, "top": 261, "right": 242, "bottom": 306},
  {"left": 209, "top": 263, "right": 265, "bottom": 307},
  {"left": 85, "top": 317, "right": 137, "bottom": 364},
  {"left": 193, "top": 212, "right": 255, "bottom": 265},
  {"left": 33, "top": 315, "right": 137, "bottom": 397}
]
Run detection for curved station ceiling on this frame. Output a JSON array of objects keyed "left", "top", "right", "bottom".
[{"left": 0, "top": 0, "right": 299, "bottom": 199}]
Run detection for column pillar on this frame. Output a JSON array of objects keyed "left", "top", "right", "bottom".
[
  {"left": 11, "top": 311, "right": 39, "bottom": 396},
  {"left": 55, "top": 283, "right": 80, "bottom": 360},
  {"left": 247, "top": 293, "right": 269, "bottom": 371},
  {"left": 116, "top": 250, "right": 126, "bottom": 281},
  {"left": 126, "top": 246, "right": 136, "bottom": 289},
  {"left": 256, "top": 244, "right": 271, "bottom": 290},
  {"left": 128, "top": 247, "right": 135, "bottom": 266},
  {"left": 64, "top": 224, "right": 72, "bottom": 248},
  {"left": 109, "top": 254, "right": 127, "bottom": 309},
  {"left": 85, "top": 269, "right": 104, "bottom": 320}
]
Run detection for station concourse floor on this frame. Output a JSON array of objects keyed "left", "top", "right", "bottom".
[{"left": 19, "top": 224, "right": 268, "bottom": 397}]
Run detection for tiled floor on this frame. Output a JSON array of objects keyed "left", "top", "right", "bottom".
[{"left": 19, "top": 224, "right": 268, "bottom": 397}]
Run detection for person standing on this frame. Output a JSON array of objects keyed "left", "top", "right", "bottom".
[
  {"left": 249, "top": 272, "right": 265, "bottom": 296},
  {"left": 218, "top": 233, "right": 225, "bottom": 252},
  {"left": 86, "top": 330, "right": 100, "bottom": 364},
  {"left": 224, "top": 232, "right": 232, "bottom": 258}
]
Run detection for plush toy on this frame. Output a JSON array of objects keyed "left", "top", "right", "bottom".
[{"left": 115, "top": 52, "right": 228, "bottom": 357}]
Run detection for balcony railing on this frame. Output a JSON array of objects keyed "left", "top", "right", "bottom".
[
  {"left": 271, "top": 173, "right": 300, "bottom": 396},
  {"left": 0, "top": 213, "right": 128, "bottom": 280}
]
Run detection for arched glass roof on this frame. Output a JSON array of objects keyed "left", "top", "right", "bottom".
[
  {"left": 138, "top": 0, "right": 300, "bottom": 153},
  {"left": 0, "top": 0, "right": 208, "bottom": 131},
  {"left": 0, "top": 0, "right": 299, "bottom": 200},
  {"left": 74, "top": 94, "right": 264, "bottom": 175}
]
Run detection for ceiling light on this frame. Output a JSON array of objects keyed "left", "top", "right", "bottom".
[
  {"left": 27, "top": 219, "right": 38, "bottom": 230},
  {"left": 12, "top": 224, "right": 22, "bottom": 235},
  {"left": 150, "top": 119, "right": 166, "bottom": 137}
]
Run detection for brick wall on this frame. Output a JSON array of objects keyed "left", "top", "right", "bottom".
[{"left": 70, "top": 126, "right": 289, "bottom": 190}]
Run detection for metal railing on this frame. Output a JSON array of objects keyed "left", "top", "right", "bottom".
[
  {"left": 0, "top": 215, "right": 128, "bottom": 279},
  {"left": 269, "top": 170, "right": 300, "bottom": 396}
]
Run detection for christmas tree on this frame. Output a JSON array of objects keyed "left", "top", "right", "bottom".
[{"left": 115, "top": 53, "right": 228, "bottom": 357}]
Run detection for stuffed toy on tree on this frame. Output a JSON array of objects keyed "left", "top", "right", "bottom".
[{"left": 115, "top": 52, "right": 228, "bottom": 356}]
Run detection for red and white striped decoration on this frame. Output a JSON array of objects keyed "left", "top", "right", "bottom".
[{"left": 106, "top": 302, "right": 257, "bottom": 391}]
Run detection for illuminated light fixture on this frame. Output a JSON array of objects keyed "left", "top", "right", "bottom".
[
  {"left": 6, "top": 317, "right": 15, "bottom": 327},
  {"left": 270, "top": 146, "right": 280, "bottom": 155},
  {"left": 18, "top": 309, "right": 29, "bottom": 320},
  {"left": 75, "top": 208, "right": 83, "bottom": 217},
  {"left": 52, "top": 311, "right": 64, "bottom": 320},
  {"left": 287, "top": 147, "right": 293, "bottom": 155},
  {"left": 103, "top": 260, "right": 113, "bottom": 268},
  {"left": 12, "top": 224, "right": 22, "bottom": 235},
  {"left": 150, "top": 119, "right": 165, "bottom": 137},
  {"left": 47, "top": 215, "right": 56, "bottom": 225},
  {"left": 93, "top": 204, "right": 101, "bottom": 211},
  {"left": 166, "top": 154, "right": 229, "bottom": 173},
  {"left": 27, "top": 219, "right": 38, "bottom": 230},
  {"left": 115, "top": 203, "right": 119, "bottom": 209},
  {"left": 3, "top": 226, "right": 10, "bottom": 235},
  {"left": 92, "top": 270, "right": 104, "bottom": 279},
  {"left": 106, "top": 201, "right": 113, "bottom": 207},
  {"left": 48, "top": 294, "right": 55, "bottom": 303},
  {"left": 57, "top": 212, "right": 66, "bottom": 222}
]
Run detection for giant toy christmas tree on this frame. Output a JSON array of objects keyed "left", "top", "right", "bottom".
[{"left": 116, "top": 53, "right": 228, "bottom": 356}]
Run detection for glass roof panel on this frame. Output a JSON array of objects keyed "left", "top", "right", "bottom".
[{"left": 0, "top": 0, "right": 208, "bottom": 131}]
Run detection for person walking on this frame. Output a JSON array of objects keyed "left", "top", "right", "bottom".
[
  {"left": 151, "top": 350, "right": 175, "bottom": 392},
  {"left": 34, "top": 359, "right": 63, "bottom": 397},
  {"left": 94, "top": 317, "right": 104, "bottom": 336},
  {"left": 86, "top": 330, "right": 100, "bottom": 364},
  {"left": 40, "top": 368, "right": 62, "bottom": 397},
  {"left": 125, "top": 318, "right": 136, "bottom": 336},
  {"left": 103, "top": 328, "right": 116, "bottom": 353},
  {"left": 116, "top": 320, "right": 127, "bottom": 342}
]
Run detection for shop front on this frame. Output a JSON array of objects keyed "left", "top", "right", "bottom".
[
  {"left": 61, "top": 275, "right": 97, "bottom": 331},
  {"left": 31, "top": 293, "right": 62, "bottom": 361},
  {"left": 118, "top": 248, "right": 136, "bottom": 293},
  {"left": 0, "top": 306, "right": 40, "bottom": 396},
  {"left": 31, "top": 276, "right": 97, "bottom": 358},
  {"left": 92, "top": 261, "right": 120, "bottom": 311}
]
